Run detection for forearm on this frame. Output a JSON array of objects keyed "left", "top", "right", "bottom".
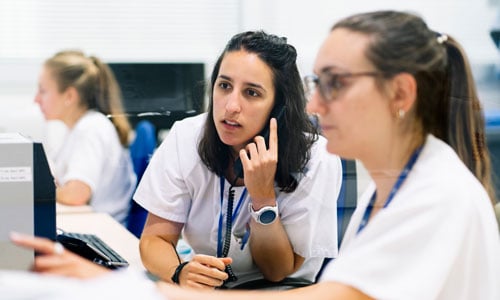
[
  {"left": 158, "top": 281, "right": 373, "bottom": 300},
  {"left": 249, "top": 218, "right": 301, "bottom": 281},
  {"left": 56, "top": 180, "right": 91, "bottom": 206},
  {"left": 139, "top": 235, "right": 180, "bottom": 282}
]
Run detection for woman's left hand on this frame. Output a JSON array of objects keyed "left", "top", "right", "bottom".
[
  {"left": 239, "top": 118, "right": 278, "bottom": 205},
  {"left": 10, "top": 232, "right": 110, "bottom": 279}
]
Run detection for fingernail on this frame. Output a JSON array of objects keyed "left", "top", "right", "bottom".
[
  {"left": 9, "top": 231, "right": 21, "bottom": 241},
  {"left": 9, "top": 231, "right": 30, "bottom": 241}
]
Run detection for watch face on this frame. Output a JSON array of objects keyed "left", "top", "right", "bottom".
[{"left": 259, "top": 210, "right": 277, "bottom": 224}]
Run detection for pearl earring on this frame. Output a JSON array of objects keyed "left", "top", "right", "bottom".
[{"left": 398, "top": 109, "right": 405, "bottom": 119}]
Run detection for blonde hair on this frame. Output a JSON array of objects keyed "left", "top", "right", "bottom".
[{"left": 45, "top": 50, "right": 131, "bottom": 146}]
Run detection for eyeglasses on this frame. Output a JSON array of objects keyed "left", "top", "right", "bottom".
[{"left": 303, "top": 71, "right": 383, "bottom": 103}]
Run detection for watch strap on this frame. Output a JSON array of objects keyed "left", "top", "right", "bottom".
[{"left": 171, "top": 261, "right": 189, "bottom": 284}]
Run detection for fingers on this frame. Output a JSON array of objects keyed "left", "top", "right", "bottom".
[
  {"left": 10, "top": 232, "right": 60, "bottom": 255},
  {"left": 252, "top": 118, "right": 278, "bottom": 159},
  {"left": 10, "top": 231, "right": 111, "bottom": 279},
  {"left": 268, "top": 117, "right": 278, "bottom": 155},
  {"left": 190, "top": 254, "right": 227, "bottom": 271},
  {"left": 220, "top": 257, "right": 233, "bottom": 265},
  {"left": 180, "top": 255, "right": 230, "bottom": 288}
]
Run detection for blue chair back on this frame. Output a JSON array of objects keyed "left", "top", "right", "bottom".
[
  {"left": 315, "top": 158, "right": 358, "bottom": 281},
  {"left": 127, "top": 120, "right": 157, "bottom": 238}
]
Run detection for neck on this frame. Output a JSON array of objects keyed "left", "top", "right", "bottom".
[
  {"left": 63, "top": 107, "right": 88, "bottom": 129},
  {"left": 225, "top": 156, "right": 244, "bottom": 187},
  {"left": 364, "top": 134, "right": 425, "bottom": 207}
]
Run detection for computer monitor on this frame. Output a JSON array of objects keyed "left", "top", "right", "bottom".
[
  {"left": 0, "top": 133, "right": 56, "bottom": 270},
  {"left": 108, "top": 62, "right": 206, "bottom": 131}
]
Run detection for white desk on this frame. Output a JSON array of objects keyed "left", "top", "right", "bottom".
[
  {"left": 56, "top": 203, "right": 93, "bottom": 214},
  {"left": 56, "top": 212, "right": 145, "bottom": 272}
]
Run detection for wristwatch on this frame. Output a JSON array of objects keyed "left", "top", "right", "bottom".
[{"left": 249, "top": 202, "right": 279, "bottom": 225}]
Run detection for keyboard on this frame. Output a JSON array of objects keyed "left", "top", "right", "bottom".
[{"left": 56, "top": 232, "right": 129, "bottom": 269}]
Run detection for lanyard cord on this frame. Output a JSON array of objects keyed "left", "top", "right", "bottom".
[{"left": 357, "top": 145, "right": 423, "bottom": 234}]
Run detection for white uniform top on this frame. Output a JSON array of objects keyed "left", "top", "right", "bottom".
[
  {"left": 134, "top": 113, "right": 342, "bottom": 282},
  {"left": 320, "top": 135, "right": 500, "bottom": 300},
  {"left": 51, "top": 111, "right": 136, "bottom": 225}
]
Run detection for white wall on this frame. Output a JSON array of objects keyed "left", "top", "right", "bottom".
[
  {"left": 0, "top": 0, "right": 498, "bottom": 142},
  {"left": 240, "top": 0, "right": 499, "bottom": 77}
]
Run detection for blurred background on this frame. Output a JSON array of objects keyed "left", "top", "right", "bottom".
[{"left": 0, "top": 0, "right": 498, "bottom": 142}]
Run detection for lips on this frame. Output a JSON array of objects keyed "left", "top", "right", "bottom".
[{"left": 224, "top": 119, "right": 241, "bottom": 127}]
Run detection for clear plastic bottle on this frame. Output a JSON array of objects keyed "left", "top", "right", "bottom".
[{"left": 176, "top": 239, "right": 194, "bottom": 261}]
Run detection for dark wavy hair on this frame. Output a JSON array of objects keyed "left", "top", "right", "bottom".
[
  {"left": 198, "top": 31, "right": 318, "bottom": 192},
  {"left": 333, "top": 11, "right": 495, "bottom": 203}
]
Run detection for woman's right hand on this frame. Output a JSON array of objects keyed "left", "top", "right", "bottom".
[
  {"left": 10, "top": 232, "right": 110, "bottom": 279},
  {"left": 178, "top": 254, "right": 232, "bottom": 289}
]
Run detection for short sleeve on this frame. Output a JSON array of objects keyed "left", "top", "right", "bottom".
[
  {"left": 279, "top": 137, "right": 342, "bottom": 259},
  {"left": 59, "top": 127, "right": 106, "bottom": 192}
]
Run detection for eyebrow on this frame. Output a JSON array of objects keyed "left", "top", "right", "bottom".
[
  {"left": 318, "top": 65, "right": 348, "bottom": 74},
  {"left": 218, "top": 74, "right": 267, "bottom": 91}
]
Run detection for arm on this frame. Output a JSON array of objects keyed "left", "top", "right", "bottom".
[
  {"left": 159, "top": 280, "right": 374, "bottom": 300},
  {"left": 56, "top": 179, "right": 92, "bottom": 206},
  {"left": 140, "top": 213, "right": 231, "bottom": 289},
  {"left": 240, "top": 118, "right": 303, "bottom": 281},
  {"left": 248, "top": 217, "right": 304, "bottom": 281}
]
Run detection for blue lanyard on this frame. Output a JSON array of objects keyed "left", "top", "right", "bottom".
[
  {"left": 217, "top": 176, "right": 247, "bottom": 257},
  {"left": 357, "top": 145, "right": 423, "bottom": 234}
]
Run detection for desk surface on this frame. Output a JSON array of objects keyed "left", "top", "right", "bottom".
[
  {"left": 56, "top": 212, "right": 145, "bottom": 272},
  {"left": 56, "top": 203, "right": 93, "bottom": 214}
]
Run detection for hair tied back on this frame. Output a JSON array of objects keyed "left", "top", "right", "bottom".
[{"left": 436, "top": 33, "right": 448, "bottom": 44}]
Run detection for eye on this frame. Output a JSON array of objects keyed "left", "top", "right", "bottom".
[
  {"left": 246, "top": 89, "right": 260, "bottom": 97},
  {"left": 327, "top": 74, "right": 346, "bottom": 91},
  {"left": 217, "top": 81, "right": 231, "bottom": 90}
]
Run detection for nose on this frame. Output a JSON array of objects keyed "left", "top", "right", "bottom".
[
  {"left": 225, "top": 90, "right": 241, "bottom": 114},
  {"left": 34, "top": 93, "right": 41, "bottom": 104},
  {"left": 306, "top": 89, "right": 324, "bottom": 115}
]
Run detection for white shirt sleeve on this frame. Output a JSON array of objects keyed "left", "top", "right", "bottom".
[{"left": 133, "top": 119, "right": 194, "bottom": 223}]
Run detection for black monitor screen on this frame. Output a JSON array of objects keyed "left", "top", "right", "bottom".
[{"left": 108, "top": 63, "right": 206, "bottom": 130}]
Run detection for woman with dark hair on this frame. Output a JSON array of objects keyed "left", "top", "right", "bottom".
[
  {"left": 132, "top": 31, "right": 342, "bottom": 289},
  {"left": 34, "top": 50, "right": 136, "bottom": 225}
]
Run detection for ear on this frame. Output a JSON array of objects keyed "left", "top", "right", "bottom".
[
  {"left": 63, "top": 86, "right": 79, "bottom": 106},
  {"left": 389, "top": 73, "right": 417, "bottom": 117}
]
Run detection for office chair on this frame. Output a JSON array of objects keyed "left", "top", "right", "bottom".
[
  {"left": 127, "top": 120, "right": 157, "bottom": 238},
  {"left": 314, "top": 158, "right": 358, "bottom": 281}
]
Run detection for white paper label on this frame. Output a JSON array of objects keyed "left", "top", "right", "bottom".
[{"left": 0, "top": 167, "right": 32, "bottom": 182}]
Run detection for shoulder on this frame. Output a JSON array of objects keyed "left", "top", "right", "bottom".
[
  {"left": 399, "top": 134, "right": 490, "bottom": 212},
  {"left": 416, "top": 135, "right": 484, "bottom": 194},
  {"left": 153, "top": 113, "right": 207, "bottom": 162},
  {"left": 73, "top": 111, "right": 115, "bottom": 135},
  {"left": 169, "top": 113, "right": 207, "bottom": 137}
]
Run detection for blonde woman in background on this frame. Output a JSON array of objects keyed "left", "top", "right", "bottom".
[{"left": 34, "top": 50, "right": 136, "bottom": 225}]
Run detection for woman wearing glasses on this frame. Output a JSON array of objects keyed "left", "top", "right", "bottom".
[{"left": 12, "top": 10, "right": 500, "bottom": 300}]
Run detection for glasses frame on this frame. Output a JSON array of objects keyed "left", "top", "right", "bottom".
[{"left": 304, "top": 71, "right": 383, "bottom": 103}]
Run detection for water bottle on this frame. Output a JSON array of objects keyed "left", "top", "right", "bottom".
[{"left": 176, "top": 239, "right": 194, "bottom": 261}]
